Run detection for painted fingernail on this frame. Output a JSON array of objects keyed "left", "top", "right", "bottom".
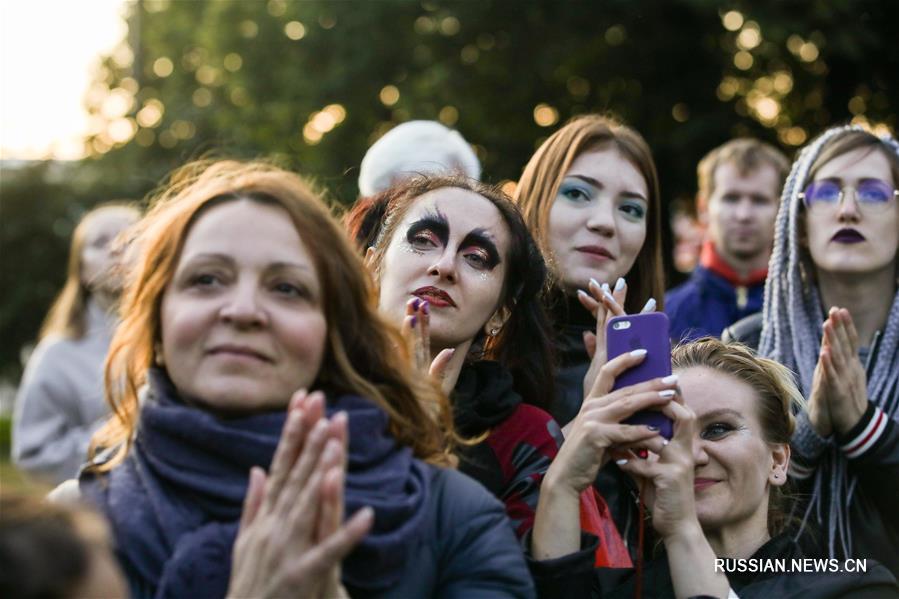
[
  {"left": 646, "top": 425, "right": 659, "bottom": 431},
  {"left": 659, "top": 389, "right": 676, "bottom": 399},
  {"left": 614, "top": 277, "right": 625, "bottom": 292},
  {"left": 615, "top": 459, "right": 629, "bottom": 466},
  {"left": 410, "top": 315, "right": 417, "bottom": 328},
  {"left": 412, "top": 298, "right": 421, "bottom": 311},
  {"left": 603, "top": 290, "right": 616, "bottom": 303},
  {"left": 662, "top": 439, "right": 669, "bottom": 447},
  {"left": 641, "top": 298, "right": 656, "bottom": 313},
  {"left": 601, "top": 282, "right": 611, "bottom": 294},
  {"left": 630, "top": 348, "right": 647, "bottom": 357},
  {"left": 577, "top": 289, "right": 590, "bottom": 301},
  {"left": 589, "top": 277, "right": 600, "bottom": 289},
  {"left": 637, "top": 449, "right": 648, "bottom": 459},
  {"left": 421, "top": 300, "right": 429, "bottom": 315},
  {"left": 661, "top": 374, "right": 678, "bottom": 385}
]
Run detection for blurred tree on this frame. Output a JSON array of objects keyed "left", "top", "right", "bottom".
[{"left": 2, "top": 0, "right": 896, "bottom": 382}]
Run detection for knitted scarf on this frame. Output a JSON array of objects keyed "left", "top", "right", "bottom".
[
  {"left": 758, "top": 124, "right": 899, "bottom": 559},
  {"left": 81, "top": 368, "right": 430, "bottom": 598}
]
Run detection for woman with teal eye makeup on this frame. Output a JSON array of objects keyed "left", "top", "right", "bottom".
[
  {"left": 512, "top": 114, "right": 668, "bottom": 574},
  {"left": 514, "top": 115, "right": 665, "bottom": 428}
]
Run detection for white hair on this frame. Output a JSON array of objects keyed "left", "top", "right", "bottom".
[{"left": 358, "top": 120, "right": 481, "bottom": 196}]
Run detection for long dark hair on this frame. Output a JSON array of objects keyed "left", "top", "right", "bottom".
[{"left": 346, "top": 175, "right": 557, "bottom": 411}]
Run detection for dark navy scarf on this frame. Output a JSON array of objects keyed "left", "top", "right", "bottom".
[{"left": 81, "top": 368, "right": 430, "bottom": 598}]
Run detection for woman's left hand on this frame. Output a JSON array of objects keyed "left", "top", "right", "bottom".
[
  {"left": 615, "top": 397, "right": 700, "bottom": 539},
  {"left": 579, "top": 277, "right": 628, "bottom": 399},
  {"left": 819, "top": 307, "right": 868, "bottom": 435},
  {"left": 579, "top": 277, "right": 658, "bottom": 400}
]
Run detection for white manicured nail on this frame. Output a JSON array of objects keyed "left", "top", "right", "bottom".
[
  {"left": 659, "top": 389, "right": 676, "bottom": 399},
  {"left": 662, "top": 374, "right": 679, "bottom": 385},
  {"left": 614, "top": 277, "right": 625, "bottom": 292},
  {"left": 589, "top": 277, "right": 600, "bottom": 289},
  {"left": 603, "top": 290, "right": 616, "bottom": 303},
  {"left": 577, "top": 289, "right": 590, "bottom": 301},
  {"left": 615, "top": 459, "right": 629, "bottom": 465},
  {"left": 641, "top": 298, "right": 657, "bottom": 313},
  {"left": 601, "top": 282, "right": 611, "bottom": 294},
  {"left": 630, "top": 349, "right": 647, "bottom": 357}
]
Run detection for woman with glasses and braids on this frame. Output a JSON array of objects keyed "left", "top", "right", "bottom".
[{"left": 753, "top": 125, "right": 899, "bottom": 577}]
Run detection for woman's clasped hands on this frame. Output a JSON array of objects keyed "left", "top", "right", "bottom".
[{"left": 228, "top": 390, "right": 374, "bottom": 599}]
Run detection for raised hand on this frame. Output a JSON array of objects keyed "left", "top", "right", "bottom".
[
  {"left": 550, "top": 349, "right": 678, "bottom": 494},
  {"left": 578, "top": 277, "right": 658, "bottom": 400},
  {"left": 227, "top": 390, "right": 373, "bottom": 599},
  {"left": 402, "top": 297, "right": 456, "bottom": 394},
  {"left": 810, "top": 307, "right": 868, "bottom": 436},
  {"left": 616, "top": 396, "right": 698, "bottom": 538}
]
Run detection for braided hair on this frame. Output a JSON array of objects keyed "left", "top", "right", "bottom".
[{"left": 758, "top": 124, "right": 899, "bottom": 558}]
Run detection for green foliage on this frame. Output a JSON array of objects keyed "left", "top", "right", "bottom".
[{"left": 1, "top": 0, "right": 896, "bottom": 383}]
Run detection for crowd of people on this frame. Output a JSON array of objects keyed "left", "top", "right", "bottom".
[{"left": 3, "top": 115, "right": 898, "bottom": 598}]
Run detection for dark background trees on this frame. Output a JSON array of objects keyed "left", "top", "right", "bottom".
[{"left": 1, "top": 0, "right": 896, "bottom": 383}]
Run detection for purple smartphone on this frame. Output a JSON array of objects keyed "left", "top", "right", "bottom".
[{"left": 606, "top": 312, "right": 673, "bottom": 439}]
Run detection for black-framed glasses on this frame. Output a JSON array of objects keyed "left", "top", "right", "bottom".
[{"left": 800, "top": 178, "right": 898, "bottom": 213}]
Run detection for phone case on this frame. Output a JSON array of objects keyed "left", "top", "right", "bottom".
[{"left": 606, "top": 312, "right": 673, "bottom": 439}]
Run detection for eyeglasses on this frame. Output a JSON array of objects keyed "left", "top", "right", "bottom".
[{"left": 800, "top": 178, "right": 898, "bottom": 213}]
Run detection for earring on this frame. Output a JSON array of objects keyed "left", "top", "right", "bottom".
[
  {"left": 773, "top": 473, "right": 780, "bottom": 479},
  {"left": 154, "top": 344, "right": 165, "bottom": 367},
  {"left": 490, "top": 328, "right": 499, "bottom": 337}
]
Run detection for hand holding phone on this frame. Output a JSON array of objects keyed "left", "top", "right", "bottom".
[{"left": 606, "top": 312, "right": 673, "bottom": 439}]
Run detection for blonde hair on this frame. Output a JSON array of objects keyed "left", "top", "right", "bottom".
[
  {"left": 89, "top": 160, "right": 455, "bottom": 470},
  {"left": 513, "top": 114, "right": 665, "bottom": 313},
  {"left": 696, "top": 138, "right": 790, "bottom": 212},
  {"left": 39, "top": 203, "right": 140, "bottom": 341},
  {"left": 671, "top": 338, "right": 805, "bottom": 535}
]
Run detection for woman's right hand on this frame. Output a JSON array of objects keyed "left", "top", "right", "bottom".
[
  {"left": 227, "top": 390, "right": 374, "bottom": 599},
  {"left": 402, "top": 297, "right": 456, "bottom": 394},
  {"left": 616, "top": 397, "right": 699, "bottom": 539},
  {"left": 548, "top": 350, "right": 678, "bottom": 495},
  {"left": 533, "top": 350, "right": 677, "bottom": 560}
]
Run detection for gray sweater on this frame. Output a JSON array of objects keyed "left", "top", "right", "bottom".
[{"left": 12, "top": 302, "right": 115, "bottom": 483}]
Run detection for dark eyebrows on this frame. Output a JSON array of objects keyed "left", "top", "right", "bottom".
[
  {"left": 461, "top": 229, "right": 501, "bottom": 267},
  {"left": 406, "top": 210, "right": 449, "bottom": 246}
]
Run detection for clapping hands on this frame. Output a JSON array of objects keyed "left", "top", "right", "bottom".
[{"left": 228, "top": 390, "right": 374, "bottom": 599}]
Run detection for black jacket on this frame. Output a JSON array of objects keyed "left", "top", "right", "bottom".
[{"left": 530, "top": 532, "right": 898, "bottom": 598}]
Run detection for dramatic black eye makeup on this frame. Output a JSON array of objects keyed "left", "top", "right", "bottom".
[
  {"left": 405, "top": 208, "right": 501, "bottom": 270},
  {"left": 459, "top": 229, "right": 501, "bottom": 270},
  {"left": 406, "top": 210, "right": 450, "bottom": 248}
]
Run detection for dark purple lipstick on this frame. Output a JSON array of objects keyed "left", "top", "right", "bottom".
[{"left": 831, "top": 228, "right": 865, "bottom": 244}]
